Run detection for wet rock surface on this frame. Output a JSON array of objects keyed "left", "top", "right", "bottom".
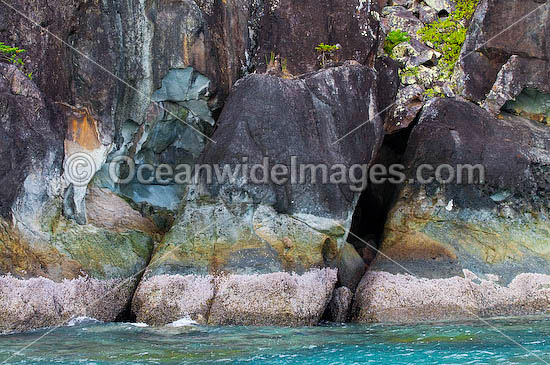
[
  {"left": 0, "top": 64, "right": 63, "bottom": 219},
  {"left": 134, "top": 64, "right": 384, "bottom": 325},
  {"left": 353, "top": 98, "right": 550, "bottom": 323},
  {"left": 328, "top": 286, "right": 353, "bottom": 323}
]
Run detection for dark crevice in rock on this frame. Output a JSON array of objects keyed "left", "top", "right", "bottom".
[
  {"left": 114, "top": 277, "right": 143, "bottom": 323},
  {"left": 114, "top": 295, "right": 137, "bottom": 323},
  {"left": 347, "top": 121, "right": 418, "bottom": 266},
  {"left": 437, "top": 9, "right": 450, "bottom": 18},
  {"left": 204, "top": 276, "right": 220, "bottom": 325},
  {"left": 116, "top": 236, "right": 156, "bottom": 323}
]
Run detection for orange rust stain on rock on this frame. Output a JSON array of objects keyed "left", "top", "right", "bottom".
[{"left": 62, "top": 104, "right": 101, "bottom": 151}]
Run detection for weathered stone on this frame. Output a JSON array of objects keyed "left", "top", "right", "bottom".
[
  {"left": 144, "top": 202, "right": 343, "bottom": 277},
  {"left": 134, "top": 269, "right": 337, "bottom": 326},
  {"left": 94, "top": 67, "right": 217, "bottom": 212},
  {"left": 482, "top": 56, "right": 550, "bottom": 123},
  {"left": 196, "top": 65, "right": 383, "bottom": 220},
  {"left": 353, "top": 271, "right": 550, "bottom": 323},
  {"left": 328, "top": 286, "right": 353, "bottom": 323},
  {"left": 353, "top": 98, "right": 550, "bottom": 323},
  {"left": 132, "top": 274, "right": 215, "bottom": 326},
  {"left": 424, "top": 0, "right": 454, "bottom": 13},
  {"left": 457, "top": 0, "right": 550, "bottom": 103},
  {"left": 503, "top": 88, "right": 550, "bottom": 126},
  {"left": 208, "top": 269, "right": 337, "bottom": 326},
  {"left": 86, "top": 187, "right": 157, "bottom": 234},
  {"left": 330, "top": 243, "right": 366, "bottom": 292},
  {"left": 419, "top": 5, "right": 438, "bottom": 24},
  {"left": 134, "top": 65, "right": 385, "bottom": 325},
  {"left": 375, "top": 57, "right": 401, "bottom": 122},
  {"left": 384, "top": 84, "right": 424, "bottom": 134},
  {"left": 381, "top": 6, "right": 424, "bottom": 40},
  {"left": 0, "top": 65, "right": 156, "bottom": 333},
  {"left": 256, "top": 0, "right": 380, "bottom": 75},
  {"left": 0, "top": 276, "right": 138, "bottom": 335},
  {"left": 0, "top": 64, "right": 63, "bottom": 220}
]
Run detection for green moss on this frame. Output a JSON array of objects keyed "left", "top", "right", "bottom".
[
  {"left": 384, "top": 30, "right": 410, "bottom": 55},
  {"left": 424, "top": 87, "right": 445, "bottom": 99},
  {"left": 52, "top": 220, "right": 153, "bottom": 280},
  {"left": 418, "top": 0, "right": 480, "bottom": 78},
  {"left": 400, "top": 66, "right": 419, "bottom": 78},
  {"left": 454, "top": 0, "right": 481, "bottom": 22}
]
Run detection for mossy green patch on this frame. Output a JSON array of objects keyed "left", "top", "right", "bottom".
[
  {"left": 418, "top": 0, "right": 480, "bottom": 79},
  {"left": 384, "top": 30, "right": 410, "bottom": 56}
]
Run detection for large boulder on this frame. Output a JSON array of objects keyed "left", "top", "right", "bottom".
[
  {"left": 133, "top": 64, "right": 385, "bottom": 326},
  {"left": 353, "top": 98, "right": 550, "bottom": 323},
  {"left": 457, "top": 0, "right": 550, "bottom": 118}
]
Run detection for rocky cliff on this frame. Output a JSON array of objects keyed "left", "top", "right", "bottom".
[{"left": 0, "top": 0, "right": 549, "bottom": 333}]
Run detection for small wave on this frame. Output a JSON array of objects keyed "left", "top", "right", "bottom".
[
  {"left": 129, "top": 322, "right": 149, "bottom": 328},
  {"left": 66, "top": 316, "right": 102, "bottom": 327},
  {"left": 166, "top": 316, "right": 198, "bottom": 327}
]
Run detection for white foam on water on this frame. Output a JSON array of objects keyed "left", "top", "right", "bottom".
[
  {"left": 129, "top": 322, "right": 149, "bottom": 328},
  {"left": 66, "top": 316, "right": 102, "bottom": 327},
  {"left": 166, "top": 316, "right": 198, "bottom": 327}
]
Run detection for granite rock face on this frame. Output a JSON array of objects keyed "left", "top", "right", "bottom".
[
  {"left": 0, "top": 66, "right": 154, "bottom": 333},
  {"left": 457, "top": 0, "right": 550, "bottom": 119},
  {"left": 256, "top": 0, "right": 381, "bottom": 74},
  {"left": 0, "top": 64, "right": 63, "bottom": 220},
  {"left": 196, "top": 64, "right": 383, "bottom": 219},
  {"left": 0, "top": 0, "right": 264, "bottom": 333},
  {"left": 0, "top": 276, "right": 138, "bottom": 335},
  {"left": 134, "top": 64, "right": 384, "bottom": 325},
  {"left": 353, "top": 98, "right": 550, "bottom": 323},
  {"left": 208, "top": 269, "right": 337, "bottom": 326}
]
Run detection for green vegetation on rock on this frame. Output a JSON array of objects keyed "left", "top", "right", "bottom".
[
  {"left": 418, "top": 0, "right": 480, "bottom": 78},
  {"left": 424, "top": 87, "right": 445, "bottom": 99},
  {"left": 0, "top": 42, "right": 32, "bottom": 79},
  {"left": 384, "top": 30, "right": 410, "bottom": 56},
  {"left": 315, "top": 43, "right": 341, "bottom": 68}
]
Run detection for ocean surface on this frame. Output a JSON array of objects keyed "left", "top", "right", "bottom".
[{"left": 1, "top": 316, "right": 549, "bottom": 364}]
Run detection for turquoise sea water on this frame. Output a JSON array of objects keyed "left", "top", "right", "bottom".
[{"left": 1, "top": 317, "right": 549, "bottom": 364}]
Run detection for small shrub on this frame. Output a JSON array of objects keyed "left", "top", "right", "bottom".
[
  {"left": 0, "top": 42, "right": 32, "bottom": 79},
  {"left": 315, "top": 43, "right": 341, "bottom": 68},
  {"left": 454, "top": 0, "right": 480, "bottom": 22},
  {"left": 384, "top": 30, "right": 410, "bottom": 55},
  {"left": 399, "top": 66, "right": 419, "bottom": 79}
]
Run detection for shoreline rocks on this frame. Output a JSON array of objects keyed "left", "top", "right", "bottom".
[
  {"left": 132, "top": 64, "right": 383, "bottom": 326},
  {"left": 0, "top": 276, "right": 139, "bottom": 335},
  {"left": 352, "top": 97, "right": 550, "bottom": 323},
  {"left": 353, "top": 271, "right": 550, "bottom": 323},
  {"left": 133, "top": 269, "right": 337, "bottom": 326}
]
